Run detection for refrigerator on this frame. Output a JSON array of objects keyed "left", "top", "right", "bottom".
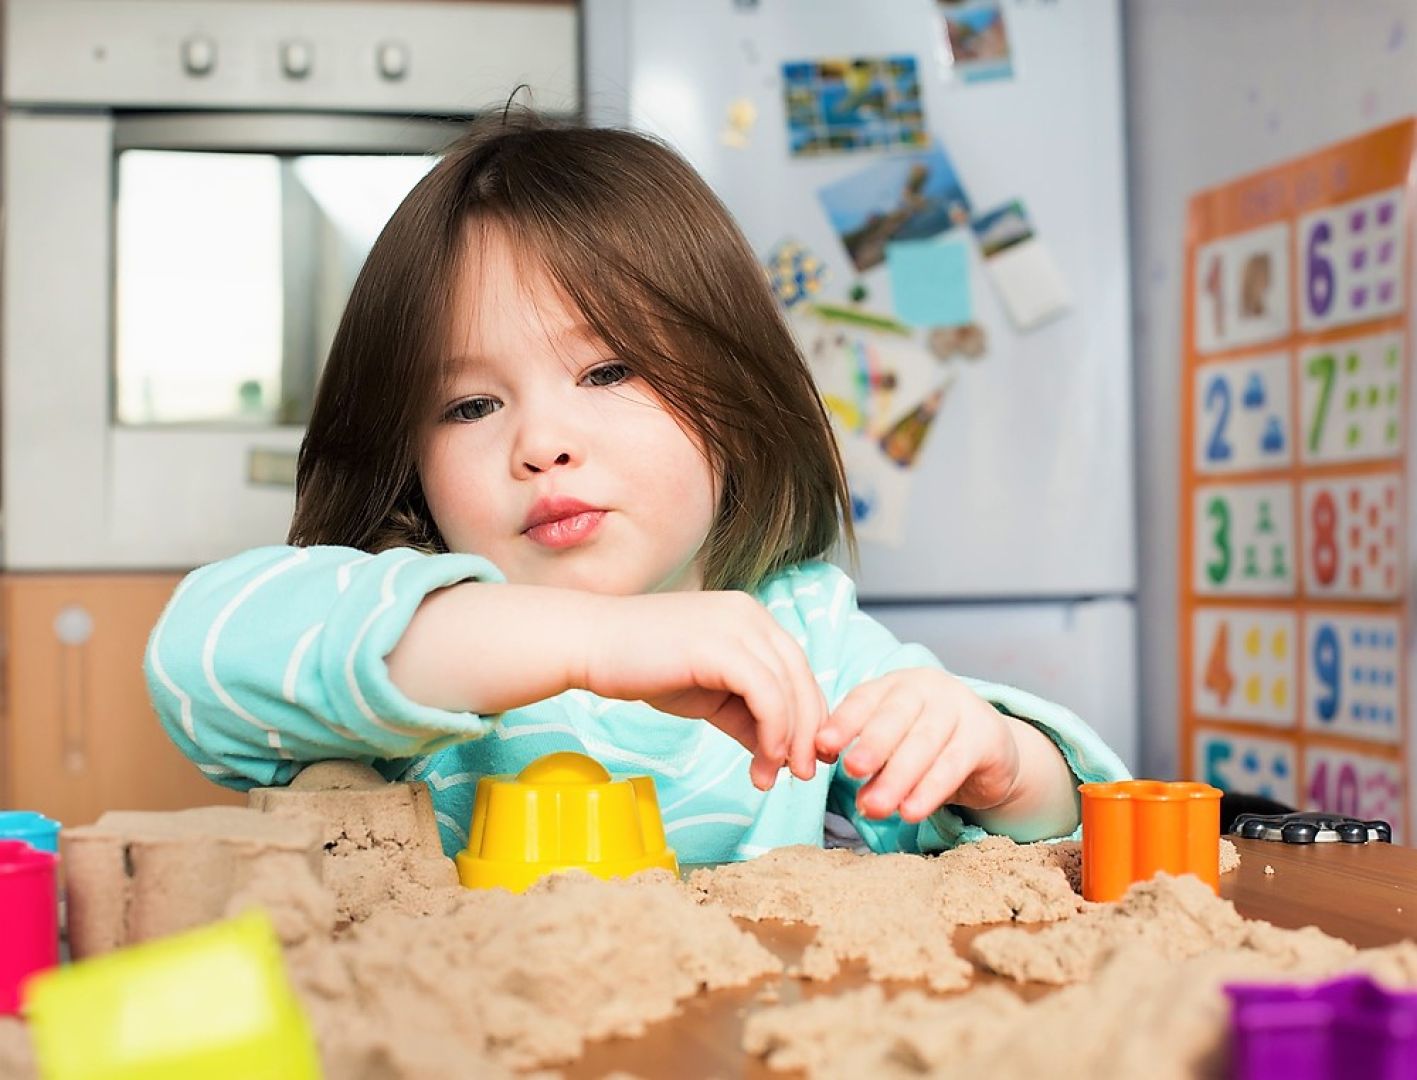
[{"left": 585, "top": 0, "right": 1138, "bottom": 769}]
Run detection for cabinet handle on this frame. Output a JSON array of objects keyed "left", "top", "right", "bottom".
[{"left": 54, "top": 605, "right": 93, "bottom": 774}]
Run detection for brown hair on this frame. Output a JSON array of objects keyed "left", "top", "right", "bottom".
[{"left": 289, "top": 108, "right": 855, "bottom": 592}]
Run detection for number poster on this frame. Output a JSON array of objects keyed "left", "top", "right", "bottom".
[{"left": 1181, "top": 122, "right": 1413, "bottom": 840}]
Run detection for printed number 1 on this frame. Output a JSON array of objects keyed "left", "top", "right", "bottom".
[
  {"left": 1204, "top": 254, "right": 1224, "bottom": 338},
  {"left": 1305, "top": 352, "right": 1336, "bottom": 452}
]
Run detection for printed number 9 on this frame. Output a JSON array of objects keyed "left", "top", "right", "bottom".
[
  {"left": 1312, "top": 624, "right": 1340, "bottom": 723},
  {"left": 1307, "top": 221, "right": 1334, "bottom": 317},
  {"left": 1206, "top": 497, "right": 1231, "bottom": 585}
]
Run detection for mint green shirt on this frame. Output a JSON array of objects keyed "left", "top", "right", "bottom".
[{"left": 145, "top": 547, "right": 1129, "bottom": 861}]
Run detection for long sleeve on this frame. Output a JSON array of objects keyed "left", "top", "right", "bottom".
[
  {"left": 761, "top": 562, "right": 1131, "bottom": 854},
  {"left": 145, "top": 545, "right": 504, "bottom": 790}
]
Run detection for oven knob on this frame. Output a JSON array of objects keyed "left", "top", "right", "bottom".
[
  {"left": 281, "top": 39, "right": 313, "bottom": 79},
  {"left": 181, "top": 35, "right": 217, "bottom": 77},
  {"left": 376, "top": 40, "right": 409, "bottom": 81}
]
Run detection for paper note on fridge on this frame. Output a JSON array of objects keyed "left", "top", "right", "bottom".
[
  {"left": 972, "top": 199, "right": 1071, "bottom": 330},
  {"left": 885, "top": 235, "right": 973, "bottom": 328}
]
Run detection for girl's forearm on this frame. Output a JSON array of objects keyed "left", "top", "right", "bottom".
[
  {"left": 962, "top": 717, "right": 1082, "bottom": 843},
  {"left": 386, "top": 582, "right": 602, "bottom": 713}
]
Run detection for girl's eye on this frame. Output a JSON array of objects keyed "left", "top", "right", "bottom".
[
  {"left": 583, "top": 362, "right": 632, "bottom": 388},
  {"left": 444, "top": 396, "right": 501, "bottom": 423}
]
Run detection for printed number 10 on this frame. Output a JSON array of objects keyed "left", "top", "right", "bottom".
[{"left": 1306, "top": 759, "right": 1359, "bottom": 817}]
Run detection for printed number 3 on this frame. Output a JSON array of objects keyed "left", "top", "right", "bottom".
[{"left": 1206, "top": 497, "right": 1231, "bottom": 584}]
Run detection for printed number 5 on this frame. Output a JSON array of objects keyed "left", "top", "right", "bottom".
[
  {"left": 1206, "top": 497, "right": 1231, "bottom": 584},
  {"left": 1307, "top": 221, "right": 1334, "bottom": 317}
]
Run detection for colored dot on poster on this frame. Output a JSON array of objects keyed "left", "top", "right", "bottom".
[
  {"left": 1350, "top": 488, "right": 1363, "bottom": 511},
  {"left": 1369, "top": 543, "right": 1381, "bottom": 567},
  {"left": 1272, "top": 630, "right": 1288, "bottom": 659},
  {"left": 1351, "top": 564, "right": 1364, "bottom": 588},
  {"left": 1386, "top": 525, "right": 1395, "bottom": 545},
  {"left": 1346, "top": 388, "right": 1361, "bottom": 410},
  {"left": 1346, "top": 425, "right": 1361, "bottom": 447},
  {"left": 1386, "top": 419, "right": 1399, "bottom": 443},
  {"left": 1386, "top": 564, "right": 1396, "bottom": 589},
  {"left": 1385, "top": 346, "right": 1399, "bottom": 367},
  {"left": 1349, "top": 525, "right": 1363, "bottom": 550},
  {"left": 1367, "top": 385, "right": 1381, "bottom": 407},
  {"left": 1368, "top": 503, "right": 1381, "bottom": 527},
  {"left": 1387, "top": 382, "right": 1400, "bottom": 403},
  {"left": 1385, "top": 485, "right": 1396, "bottom": 508},
  {"left": 1271, "top": 679, "right": 1287, "bottom": 707},
  {"left": 1345, "top": 352, "right": 1361, "bottom": 373}
]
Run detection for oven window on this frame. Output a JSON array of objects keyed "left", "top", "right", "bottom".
[{"left": 114, "top": 149, "right": 436, "bottom": 427}]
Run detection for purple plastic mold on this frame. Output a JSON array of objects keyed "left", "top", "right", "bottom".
[{"left": 1226, "top": 974, "right": 1417, "bottom": 1080}]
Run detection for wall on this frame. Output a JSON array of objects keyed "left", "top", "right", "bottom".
[{"left": 1126, "top": 0, "right": 1417, "bottom": 783}]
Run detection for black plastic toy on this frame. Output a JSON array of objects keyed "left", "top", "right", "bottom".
[{"left": 1231, "top": 810, "right": 1392, "bottom": 844}]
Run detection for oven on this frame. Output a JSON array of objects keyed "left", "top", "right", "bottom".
[{"left": 1, "top": 0, "right": 578, "bottom": 570}]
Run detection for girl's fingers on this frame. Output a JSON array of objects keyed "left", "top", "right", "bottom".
[
  {"left": 840, "top": 688, "right": 919, "bottom": 780},
  {"left": 855, "top": 716, "right": 949, "bottom": 819},
  {"left": 762, "top": 625, "right": 826, "bottom": 781},
  {"left": 719, "top": 649, "right": 792, "bottom": 789},
  {"left": 817, "top": 676, "right": 895, "bottom": 757},
  {"left": 898, "top": 740, "right": 971, "bottom": 822},
  {"left": 705, "top": 695, "right": 758, "bottom": 756}
]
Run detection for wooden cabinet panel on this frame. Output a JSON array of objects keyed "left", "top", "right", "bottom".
[{"left": 0, "top": 574, "right": 243, "bottom": 828}]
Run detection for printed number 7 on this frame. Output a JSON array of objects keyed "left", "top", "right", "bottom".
[{"left": 1306, "top": 352, "right": 1336, "bottom": 453}]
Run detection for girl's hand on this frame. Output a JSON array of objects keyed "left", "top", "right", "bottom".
[
  {"left": 814, "top": 668, "right": 1022, "bottom": 822},
  {"left": 581, "top": 592, "right": 827, "bottom": 790}
]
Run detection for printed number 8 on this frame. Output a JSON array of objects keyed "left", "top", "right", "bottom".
[
  {"left": 1311, "top": 491, "right": 1338, "bottom": 586},
  {"left": 1307, "top": 221, "right": 1334, "bottom": 317}
]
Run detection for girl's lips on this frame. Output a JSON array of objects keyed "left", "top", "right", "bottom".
[{"left": 523, "top": 510, "right": 606, "bottom": 549}]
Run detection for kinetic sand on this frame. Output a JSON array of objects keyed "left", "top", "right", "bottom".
[{"left": 6, "top": 767, "right": 1408, "bottom": 1079}]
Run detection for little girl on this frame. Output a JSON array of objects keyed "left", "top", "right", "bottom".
[{"left": 146, "top": 110, "right": 1127, "bottom": 863}]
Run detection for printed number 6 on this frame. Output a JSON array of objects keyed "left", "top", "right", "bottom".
[
  {"left": 1206, "top": 497, "right": 1231, "bottom": 585},
  {"left": 1307, "top": 221, "right": 1334, "bottom": 317}
]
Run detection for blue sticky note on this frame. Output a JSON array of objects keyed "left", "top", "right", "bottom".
[{"left": 885, "top": 236, "right": 972, "bottom": 328}]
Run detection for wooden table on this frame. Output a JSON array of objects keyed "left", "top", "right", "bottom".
[{"left": 568, "top": 839, "right": 1417, "bottom": 1078}]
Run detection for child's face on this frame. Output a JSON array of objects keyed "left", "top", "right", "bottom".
[{"left": 420, "top": 226, "right": 720, "bottom": 595}]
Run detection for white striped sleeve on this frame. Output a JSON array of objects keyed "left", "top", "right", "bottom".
[{"left": 144, "top": 544, "right": 505, "bottom": 789}]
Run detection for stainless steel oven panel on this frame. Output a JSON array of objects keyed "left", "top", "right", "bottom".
[
  {"left": 2, "top": 112, "right": 309, "bottom": 570},
  {"left": 5, "top": 0, "right": 578, "bottom": 115}
]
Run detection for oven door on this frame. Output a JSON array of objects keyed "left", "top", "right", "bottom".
[{"left": 3, "top": 112, "right": 460, "bottom": 570}]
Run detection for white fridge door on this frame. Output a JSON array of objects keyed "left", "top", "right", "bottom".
[
  {"left": 862, "top": 598, "right": 1138, "bottom": 773},
  {"left": 586, "top": 0, "right": 1135, "bottom": 599}
]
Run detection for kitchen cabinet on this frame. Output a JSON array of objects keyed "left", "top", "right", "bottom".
[{"left": 0, "top": 574, "right": 243, "bottom": 827}]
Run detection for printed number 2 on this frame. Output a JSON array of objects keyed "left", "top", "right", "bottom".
[
  {"left": 1312, "top": 624, "right": 1340, "bottom": 722},
  {"left": 1204, "top": 376, "right": 1234, "bottom": 462},
  {"left": 1307, "top": 220, "right": 1335, "bottom": 317},
  {"left": 1206, "top": 497, "right": 1231, "bottom": 584}
]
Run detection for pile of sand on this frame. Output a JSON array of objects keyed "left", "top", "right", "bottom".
[
  {"left": 687, "top": 837, "right": 1084, "bottom": 989},
  {"left": 283, "top": 869, "right": 781, "bottom": 1076},
  {"left": 969, "top": 873, "right": 1352, "bottom": 984},
  {"left": 746, "top": 905, "right": 1417, "bottom": 1080}
]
